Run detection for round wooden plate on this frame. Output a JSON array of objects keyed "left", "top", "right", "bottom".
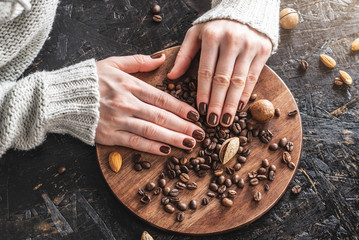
[{"left": 96, "top": 46, "right": 302, "bottom": 235}]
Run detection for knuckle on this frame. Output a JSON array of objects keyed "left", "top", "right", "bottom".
[
  {"left": 177, "top": 49, "right": 192, "bottom": 61},
  {"left": 224, "top": 102, "right": 238, "bottom": 110},
  {"left": 247, "top": 74, "right": 258, "bottom": 84},
  {"left": 231, "top": 76, "right": 246, "bottom": 88},
  {"left": 143, "top": 125, "right": 157, "bottom": 138},
  {"left": 225, "top": 31, "right": 240, "bottom": 46},
  {"left": 241, "top": 91, "right": 251, "bottom": 100},
  {"left": 203, "top": 28, "right": 218, "bottom": 42},
  {"left": 154, "top": 93, "right": 169, "bottom": 108},
  {"left": 155, "top": 111, "right": 169, "bottom": 126},
  {"left": 132, "top": 54, "right": 146, "bottom": 70},
  {"left": 128, "top": 135, "right": 142, "bottom": 149},
  {"left": 259, "top": 42, "right": 272, "bottom": 56},
  {"left": 198, "top": 69, "right": 213, "bottom": 80},
  {"left": 213, "top": 74, "right": 231, "bottom": 87}
]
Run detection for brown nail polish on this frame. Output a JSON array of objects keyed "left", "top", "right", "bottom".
[
  {"left": 222, "top": 113, "right": 232, "bottom": 125},
  {"left": 187, "top": 111, "right": 199, "bottom": 122},
  {"left": 183, "top": 138, "right": 195, "bottom": 148},
  {"left": 160, "top": 145, "right": 170, "bottom": 154},
  {"left": 150, "top": 53, "right": 163, "bottom": 59},
  {"left": 208, "top": 113, "right": 218, "bottom": 126},
  {"left": 192, "top": 130, "right": 205, "bottom": 141},
  {"left": 238, "top": 101, "right": 244, "bottom": 111},
  {"left": 199, "top": 103, "right": 207, "bottom": 115}
]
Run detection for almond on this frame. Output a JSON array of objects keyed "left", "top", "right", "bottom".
[
  {"left": 109, "top": 151, "right": 122, "bottom": 173},
  {"left": 352, "top": 38, "right": 359, "bottom": 51},
  {"left": 339, "top": 70, "right": 353, "bottom": 86},
  {"left": 320, "top": 54, "right": 336, "bottom": 68},
  {"left": 219, "top": 137, "right": 239, "bottom": 165}
]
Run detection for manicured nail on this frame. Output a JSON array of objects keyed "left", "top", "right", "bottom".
[
  {"left": 160, "top": 145, "right": 170, "bottom": 154},
  {"left": 222, "top": 113, "right": 232, "bottom": 125},
  {"left": 183, "top": 138, "right": 195, "bottom": 148},
  {"left": 199, "top": 102, "right": 207, "bottom": 115},
  {"left": 150, "top": 53, "right": 163, "bottom": 59},
  {"left": 238, "top": 101, "right": 244, "bottom": 111},
  {"left": 187, "top": 111, "right": 199, "bottom": 122},
  {"left": 208, "top": 113, "right": 218, "bottom": 126},
  {"left": 192, "top": 129, "right": 205, "bottom": 141}
]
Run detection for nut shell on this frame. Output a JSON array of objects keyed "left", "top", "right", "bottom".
[
  {"left": 280, "top": 8, "right": 299, "bottom": 29},
  {"left": 339, "top": 70, "right": 353, "bottom": 85},
  {"left": 320, "top": 54, "right": 336, "bottom": 68},
  {"left": 250, "top": 99, "right": 275, "bottom": 122},
  {"left": 352, "top": 38, "right": 359, "bottom": 51}
]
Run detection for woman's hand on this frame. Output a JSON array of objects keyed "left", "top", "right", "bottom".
[
  {"left": 168, "top": 20, "right": 272, "bottom": 127},
  {"left": 95, "top": 54, "right": 205, "bottom": 155}
]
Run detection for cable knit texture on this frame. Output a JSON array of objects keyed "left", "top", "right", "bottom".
[
  {"left": 194, "top": 0, "right": 280, "bottom": 52},
  {"left": 0, "top": 0, "right": 100, "bottom": 157}
]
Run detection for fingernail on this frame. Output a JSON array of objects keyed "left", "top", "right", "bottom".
[
  {"left": 199, "top": 102, "right": 207, "bottom": 115},
  {"left": 160, "top": 145, "right": 170, "bottom": 154},
  {"left": 192, "top": 129, "right": 205, "bottom": 141},
  {"left": 238, "top": 101, "right": 244, "bottom": 111},
  {"left": 208, "top": 113, "right": 218, "bottom": 126},
  {"left": 187, "top": 111, "right": 199, "bottom": 122},
  {"left": 183, "top": 138, "right": 195, "bottom": 148},
  {"left": 222, "top": 113, "right": 232, "bottom": 125},
  {"left": 150, "top": 53, "right": 163, "bottom": 59}
]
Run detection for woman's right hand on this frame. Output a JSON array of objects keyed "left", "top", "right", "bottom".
[{"left": 95, "top": 54, "right": 205, "bottom": 155}]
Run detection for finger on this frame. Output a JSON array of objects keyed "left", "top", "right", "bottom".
[
  {"left": 219, "top": 52, "right": 253, "bottom": 126},
  {"left": 206, "top": 43, "right": 239, "bottom": 127},
  {"left": 134, "top": 102, "right": 205, "bottom": 141},
  {"left": 125, "top": 119, "right": 197, "bottom": 149},
  {"left": 108, "top": 54, "right": 166, "bottom": 73},
  {"left": 197, "top": 33, "right": 219, "bottom": 117},
  {"left": 114, "top": 131, "right": 172, "bottom": 155},
  {"left": 167, "top": 26, "right": 201, "bottom": 79}
]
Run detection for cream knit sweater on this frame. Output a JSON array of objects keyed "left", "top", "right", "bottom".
[{"left": 0, "top": 0, "right": 279, "bottom": 157}]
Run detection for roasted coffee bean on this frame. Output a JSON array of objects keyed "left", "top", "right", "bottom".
[
  {"left": 202, "top": 198, "right": 209, "bottom": 205},
  {"left": 174, "top": 165, "right": 180, "bottom": 171},
  {"left": 253, "top": 192, "right": 262, "bottom": 202},
  {"left": 177, "top": 202, "right": 187, "bottom": 211},
  {"left": 207, "top": 192, "right": 216, "bottom": 198},
  {"left": 237, "top": 156, "right": 247, "bottom": 163},
  {"left": 140, "top": 194, "right": 151, "bottom": 204},
  {"left": 288, "top": 110, "right": 298, "bottom": 117},
  {"left": 226, "top": 167, "right": 234, "bottom": 175},
  {"left": 239, "top": 136, "right": 248, "bottom": 146},
  {"left": 189, "top": 81, "right": 196, "bottom": 91},
  {"left": 262, "top": 159, "right": 269, "bottom": 167},
  {"left": 239, "top": 119, "right": 247, "bottom": 130},
  {"left": 170, "top": 156, "right": 180, "bottom": 165},
  {"left": 248, "top": 171, "right": 257, "bottom": 179},
  {"left": 180, "top": 173, "right": 190, "bottom": 183},
  {"left": 194, "top": 164, "right": 200, "bottom": 172},
  {"left": 168, "top": 170, "right": 176, "bottom": 179},
  {"left": 247, "top": 131, "right": 253, "bottom": 142},
  {"left": 232, "top": 174, "right": 240, "bottom": 184},
  {"left": 151, "top": 3, "right": 161, "bottom": 14},
  {"left": 241, "top": 147, "right": 251, "bottom": 156},
  {"left": 146, "top": 182, "right": 155, "bottom": 191},
  {"left": 222, "top": 198, "right": 233, "bottom": 207},
  {"left": 218, "top": 130, "right": 226, "bottom": 139},
  {"left": 285, "top": 142, "right": 294, "bottom": 152},
  {"left": 225, "top": 178, "right": 232, "bottom": 187},
  {"left": 170, "top": 196, "right": 180, "bottom": 203},
  {"left": 180, "top": 165, "right": 189, "bottom": 174},
  {"left": 232, "top": 123, "right": 241, "bottom": 134},
  {"left": 176, "top": 212, "right": 185, "bottom": 222},
  {"left": 199, "top": 164, "right": 211, "bottom": 170},
  {"left": 167, "top": 161, "right": 175, "bottom": 171},
  {"left": 269, "top": 165, "right": 277, "bottom": 172},
  {"left": 288, "top": 162, "right": 296, "bottom": 169},
  {"left": 185, "top": 148, "right": 194, "bottom": 154},
  {"left": 153, "top": 187, "right": 162, "bottom": 195},
  {"left": 269, "top": 143, "right": 278, "bottom": 151},
  {"left": 209, "top": 183, "right": 219, "bottom": 192},
  {"left": 234, "top": 163, "right": 242, "bottom": 171},
  {"left": 189, "top": 200, "right": 197, "bottom": 209},
  {"left": 239, "top": 129, "right": 248, "bottom": 137},
  {"left": 159, "top": 171, "right": 165, "bottom": 179},
  {"left": 138, "top": 187, "right": 145, "bottom": 196},
  {"left": 268, "top": 170, "right": 275, "bottom": 181},
  {"left": 239, "top": 111, "right": 248, "bottom": 118},
  {"left": 264, "top": 184, "right": 270, "bottom": 191},
  {"left": 211, "top": 161, "right": 219, "bottom": 170},
  {"left": 214, "top": 169, "right": 223, "bottom": 176},
  {"left": 204, "top": 155, "right": 212, "bottom": 165},
  {"left": 258, "top": 167, "right": 267, "bottom": 174},
  {"left": 197, "top": 157, "right": 206, "bottom": 164},
  {"left": 198, "top": 150, "right": 205, "bottom": 157},
  {"left": 133, "top": 154, "right": 141, "bottom": 163},
  {"left": 218, "top": 185, "right": 227, "bottom": 194},
  {"left": 163, "top": 187, "right": 171, "bottom": 196},
  {"left": 208, "top": 142, "right": 217, "bottom": 151},
  {"left": 250, "top": 178, "right": 259, "bottom": 186},
  {"left": 161, "top": 197, "right": 170, "bottom": 205},
  {"left": 211, "top": 153, "right": 219, "bottom": 161},
  {"left": 169, "top": 189, "right": 179, "bottom": 197},
  {"left": 228, "top": 190, "right": 237, "bottom": 198},
  {"left": 134, "top": 163, "right": 142, "bottom": 171},
  {"left": 204, "top": 146, "right": 213, "bottom": 155},
  {"left": 191, "top": 158, "right": 200, "bottom": 165},
  {"left": 197, "top": 170, "right": 207, "bottom": 177},
  {"left": 282, "top": 151, "right": 292, "bottom": 164},
  {"left": 260, "top": 129, "right": 273, "bottom": 143},
  {"left": 215, "top": 144, "right": 222, "bottom": 153},
  {"left": 187, "top": 182, "right": 198, "bottom": 190},
  {"left": 164, "top": 204, "right": 175, "bottom": 213},
  {"left": 175, "top": 169, "right": 181, "bottom": 176},
  {"left": 176, "top": 182, "right": 186, "bottom": 190},
  {"left": 252, "top": 128, "right": 260, "bottom": 137},
  {"left": 250, "top": 93, "right": 257, "bottom": 101},
  {"left": 275, "top": 108, "right": 281, "bottom": 117},
  {"left": 159, "top": 178, "right": 166, "bottom": 188},
  {"left": 180, "top": 157, "right": 189, "bottom": 165},
  {"left": 279, "top": 137, "right": 288, "bottom": 147},
  {"left": 153, "top": 14, "right": 162, "bottom": 22},
  {"left": 237, "top": 178, "right": 245, "bottom": 188},
  {"left": 141, "top": 161, "right": 151, "bottom": 169},
  {"left": 217, "top": 175, "right": 226, "bottom": 185},
  {"left": 257, "top": 175, "right": 267, "bottom": 181},
  {"left": 202, "top": 138, "right": 211, "bottom": 148},
  {"left": 292, "top": 185, "right": 302, "bottom": 194}
]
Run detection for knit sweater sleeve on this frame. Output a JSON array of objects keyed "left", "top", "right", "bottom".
[
  {"left": 193, "top": 0, "right": 280, "bottom": 52},
  {"left": 0, "top": 59, "right": 100, "bottom": 157}
]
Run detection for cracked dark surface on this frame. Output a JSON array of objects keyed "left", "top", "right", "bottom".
[{"left": 0, "top": 0, "right": 358, "bottom": 239}]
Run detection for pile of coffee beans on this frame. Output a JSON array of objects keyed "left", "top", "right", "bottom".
[{"left": 133, "top": 154, "right": 152, "bottom": 171}]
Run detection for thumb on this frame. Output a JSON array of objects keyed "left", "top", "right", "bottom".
[{"left": 108, "top": 53, "right": 166, "bottom": 73}]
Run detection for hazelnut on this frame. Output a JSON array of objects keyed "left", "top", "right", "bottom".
[
  {"left": 250, "top": 99, "right": 275, "bottom": 122},
  {"left": 280, "top": 8, "right": 299, "bottom": 29}
]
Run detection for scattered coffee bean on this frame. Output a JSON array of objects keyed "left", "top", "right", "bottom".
[
  {"left": 141, "top": 161, "right": 151, "bottom": 169},
  {"left": 164, "top": 204, "right": 175, "bottom": 213},
  {"left": 152, "top": 14, "right": 162, "bottom": 22},
  {"left": 234, "top": 163, "right": 242, "bottom": 171},
  {"left": 282, "top": 151, "right": 292, "bottom": 164},
  {"left": 57, "top": 165, "right": 66, "bottom": 174},
  {"left": 288, "top": 161, "right": 296, "bottom": 169},
  {"left": 334, "top": 77, "right": 344, "bottom": 86},
  {"left": 299, "top": 59, "right": 309, "bottom": 71},
  {"left": 237, "top": 156, "right": 247, "bottom": 163},
  {"left": 207, "top": 192, "right": 216, "bottom": 198},
  {"left": 170, "top": 156, "right": 180, "bottom": 165},
  {"left": 291, "top": 185, "right": 302, "bottom": 194},
  {"left": 279, "top": 137, "right": 288, "bottom": 147},
  {"left": 250, "top": 93, "right": 257, "bottom": 101},
  {"left": 248, "top": 171, "right": 258, "bottom": 179},
  {"left": 225, "top": 178, "right": 232, "bottom": 187},
  {"left": 275, "top": 108, "right": 281, "bottom": 117},
  {"left": 222, "top": 197, "right": 233, "bottom": 207},
  {"left": 140, "top": 194, "right": 151, "bottom": 204},
  {"left": 180, "top": 157, "right": 188, "bottom": 165},
  {"left": 187, "top": 182, "right": 198, "bottom": 190},
  {"left": 232, "top": 174, "right": 240, "bottom": 184},
  {"left": 146, "top": 182, "right": 156, "bottom": 191},
  {"left": 180, "top": 173, "right": 190, "bottom": 183},
  {"left": 250, "top": 178, "right": 259, "bottom": 186},
  {"left": 175, "top": 182, "right": 186, "bottom": 190},
  {"left": 269, "top": 164, "right": 276, "bottom": 172},
  {"left": 228, "top": 190, "right": 237, "bottom": 198},
  {"left": 269, "top": 143, "right": 278, "bottom": 151},
  {"left": 218, "top": 185, "right": 227, "bottom": 194},
  {"left": 285, "top": 142, "right": 294, "bottom": 152},
  {"left": 151, "top": 3, "right": 161, "bottom": 14},
  {"left": 132, "top": 154, "right": 141, "bottom": 163},
  {"left": 153, "top": 187, "right": 162, "bottom": 195},
  {"left": 214, "top": 169, "right": 223, "bottom": 176},
  {"left": 199, "top": 164, "right": 211, "bottom": 170},
  {"left": 237, "top": 178, "right": 245, "bottom": 188},
  {"left": 189, "top": 200, "right": 197, "bottom": 209},
  {"left": 176, "top": 212, "right": 185, "bottom": 222},
  {"left": 163, "top": 187, "right": 171, "bottom": 196},
  {"left": 262, "top": 159, "right": 269, "bottom": 167},
  {"left": 253, "top": 191, "right": 262, "bottom": 202},
  {"left": 159, "top": 178, "right": 166, "bottom": 188},
  {"left": 161, "top": 197, "right": 170, "bottom": 205},
  {"left": 209, "top": 183, "right": 219, "bottom": 192},
  {"left": 288, "top": 110, "right": 298, "bottom": 117},
  {"left": 177, "top": 202, "right": 187, "bottom": 211},
  {"left": 202, "top": 198, "right": 209, "bottom": 205},
  {"left": 169, "top": 188, "right": 179, "bottom": 197},
  {"left": 264, "top": 184, "right": 270, "bottom": 191},
  {"left": 170, "top": 196, "right": 180, "bottom": 204},
  {"left": 217, "top": 175, "right": 226, "bottom": 185},
  {"left": 225, "top": 167, "right": 234, "bottom": 175},
  {"left": 268, "top": 170, "right": 275, "bottom": 181},
  {"left": 138, "top": 187, "right": 145, "bottom": 196},
  {"left": 258, "top": 167, "right": 267, "bottom": 174},
  {"left": 134, "top": 163, "right": 143, "bottom": 171},
  {"left": 260, "top": 129, "right": 273, "bottom": 143},
  {"left": 159, "top": 171, "right": 165, "bottom": 179},
  {"left": 180, "top": 165, "right": 189, "bottom": 174}
]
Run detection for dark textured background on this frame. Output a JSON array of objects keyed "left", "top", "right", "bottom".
[{"left": 1, "top": 0, "right": 358, "bottom": 239}]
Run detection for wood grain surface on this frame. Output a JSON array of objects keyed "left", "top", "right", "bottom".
[{"left": 96, "top": 46, "right": 303, "bottom": 235}]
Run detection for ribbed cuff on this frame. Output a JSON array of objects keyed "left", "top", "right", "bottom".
[
  {"left": 193, "top": 0, "right": 280, "bottom": 52},
  {"left": 41, "top": 59, "right": 100, "bottom": 145}
]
